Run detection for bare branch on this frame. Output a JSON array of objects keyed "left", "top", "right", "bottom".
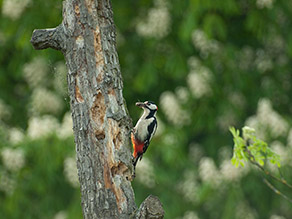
[
  {"left": 263, "top": 178, "right": 292, "bottom": 204},
  {"left": 30, "top": 25, "right": 66, "bottom": 51},
  {"left": 245, "top": 147, "right": 292, "bottom": 189}
]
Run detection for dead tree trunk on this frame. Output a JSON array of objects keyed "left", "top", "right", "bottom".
[{"left": 30, "top": 0, "right": 164, "bottom": 218}]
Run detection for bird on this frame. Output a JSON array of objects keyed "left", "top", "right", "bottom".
[{"left": 131, "top": 101, "right": 158, "bottom": 176}]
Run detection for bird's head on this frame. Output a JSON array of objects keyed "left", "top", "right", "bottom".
[{"left": 136, "top": 101, "right": 158, "bottom": 115}]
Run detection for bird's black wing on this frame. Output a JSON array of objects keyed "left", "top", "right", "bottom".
[{"left": 143, "top": 118, "right": 157, "bottom": 153}]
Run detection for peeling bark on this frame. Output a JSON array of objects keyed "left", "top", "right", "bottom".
[{"left": 30, "top": 0, "right": 164, "bottom": 218}]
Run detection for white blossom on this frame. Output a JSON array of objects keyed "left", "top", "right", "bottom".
[
  {"left": 135, "top": 158, "right": 155, "bottom": 188},
  {"left": 235, "top": 202, "right": 257, "bottom": 219},
  {"left": 242, "top": 126, "right": 256, "bottom": 140},
  {"left": 245, "top": 98, "right": 288, "bottom": 139},
  {"left": 255, "top": 49, "right": 273, "bottom": 73},
  {"left": 27, "top": 115, "right": 59, "bottom": 140},
  {"left": 187, "top": 56, "right": 201, "bottom": 70},
  {"left": 218, "top": 146, "right": 232, "bottom": 161},
  {"left": 198, "top": 157, "right": 221, "bottom": 187},
  {"left": 175, "top": 87, "right": 189, "bottom": 103},
  {"left": 192, "top": 30, "right": 209, "bottom": 54},
  {"left": 257, "top": 98, "right": 288, "bottom": 137},
  {"left": 191, "top": 29, "right": 219, "bottom": 58},
  {"left": 270, "top": 141, "right": 288, "bottom": 164},
  {"left": 220, "top": 160, "right": 249, "bottom": 182},
  {"left": 0, "top": 99, "right": 11, "bottom": 120},
  {"left": 217, "top": 110, "right": 237, "bottom": 131},
  {"left": 64, "top": 157, "right": 79, "bottom": 188},
  {"left": 57, "top": 112, "right": 74, "bottom": 139},
  {"left": 53, "top": 211, "right": 67, "bottom": 219},
  {"left": 23, "top": 57, "right": 48, "bottom": 88},
  {"left": 180, "top": 211, "right": 200, "bottom": 219},
  {"left": 265, "top": 35, "right": 285, "bottom": 56},
  {"left": 0, "top": 170, "right": 16, "bottom": 195},
  {"left": 2, "top": 0, "right": 31, "bottom": 20},
  {"left": 187, "top": 57, "right": 213, "bottom": 98},
  {"left": 8, "top": 128, "right": 25, "bottom": 145},
  {"left": 256, "top": 0, "right": 274, "bottom": 9},
  {"left": 270, "top": 215, "right": 287, "bottom": 219},
  {"left": 1, "top": 148, "right": 25, "bottom": 171},
  {"left": 30, "top": 88, "right": 64, "bottom": 115},
  {"left": 245, "top": 116, "right": 266, "bottom": 139},
  {"left": 287, "top": 128, "right": 292, "bottom": 148},
  {"left": 187, "top": 67, "right": 212, "bottom": 98},
  {"left": 154, "top": 0, "right": 169, "bottom": 7},
  {"left": 136, "top": 0, "right": 171, "bottom": 39},
  {"left": 160, "top": 91, "right": 190, "bottom": 126},
  {"left": 177, "top": 170, "right": 198, "bottom": 203}
]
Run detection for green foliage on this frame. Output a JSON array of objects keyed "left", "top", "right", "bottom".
[
  {"left": 1, "top": 0, "right": 292, "bottom": 218},
  {"left": 0, "top": 136, "right": 82, "bottom": 219},
  {"left": 230, "top": 126, "right": 281, "bottom": 168}
]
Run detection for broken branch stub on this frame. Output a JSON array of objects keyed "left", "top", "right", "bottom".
[
  {"left": 135, "top": 195, "right": 165, "bottom": 219},
  {"left": 30, "top": 25, "right": 66, "bottom": 52}
]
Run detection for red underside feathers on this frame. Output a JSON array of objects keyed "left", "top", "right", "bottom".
[{"left": 131, "top": 132, "right": 144, "bottom": 158}]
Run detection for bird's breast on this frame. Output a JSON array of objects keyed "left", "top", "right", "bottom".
[{"left": 134, "top": 118, "right": 154, "bottom": 141}]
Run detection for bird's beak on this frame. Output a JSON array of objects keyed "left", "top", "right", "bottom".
[{"left": 136, "top": 102, "right": 146, "bottom": 108}]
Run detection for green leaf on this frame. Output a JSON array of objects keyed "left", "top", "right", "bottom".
[
  {"left": 231, "top": 157, "right": 236, "bottom": 165},
  {"left": 203, "top": 13, "right": 227, "bottom": 40},
  {"left": 258, "top": 159, "right": 264, "bottom": 166},
  {"left": 230, "top": 126, "right": 282, "bottom": 169}
]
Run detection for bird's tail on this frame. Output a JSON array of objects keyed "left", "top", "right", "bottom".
[{"left": 132, "top": 155, "right": 140, "bottom": 178}]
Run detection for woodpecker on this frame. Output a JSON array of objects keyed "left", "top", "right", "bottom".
[{"left": 131, "top": 101, "right": 158, "bottom": 175}]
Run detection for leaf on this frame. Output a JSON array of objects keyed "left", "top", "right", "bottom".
[
  {"left": 258, "top": 159, "right": 264, "bottom": 166},
  {"left": 203, "top": 13, "right": 227, "bottom": 40},
  {"left": 179, "top": 12, "right": 197, "bottom": 42},
  {"left": 231, "top": 157, "right": 238, "bottom": 167},
  {"left": 229, "top": 126, "right": 283, "bottom": 169},
  {"left": 235, "top": 159, "right": 240, "bottom": 168}
]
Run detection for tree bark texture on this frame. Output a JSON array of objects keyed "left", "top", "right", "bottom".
[{"left": 31, "top": 0, "right": 164, "bottom": 218}]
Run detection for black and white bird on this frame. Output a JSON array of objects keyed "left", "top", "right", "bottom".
[{"left": 131, "top": 101, "right": 158, "bottom": 174}]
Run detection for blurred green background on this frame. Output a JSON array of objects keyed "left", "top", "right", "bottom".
[{"left": 1, "top": 0, "right": 292, "bottom": 218}]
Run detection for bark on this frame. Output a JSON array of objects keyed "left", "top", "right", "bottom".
[
  {"left": 30, "top": 0, "right": 164, "bottom": 218},
  {"left": 135, "top": 195, "right": 164, "bottom": 219}
]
